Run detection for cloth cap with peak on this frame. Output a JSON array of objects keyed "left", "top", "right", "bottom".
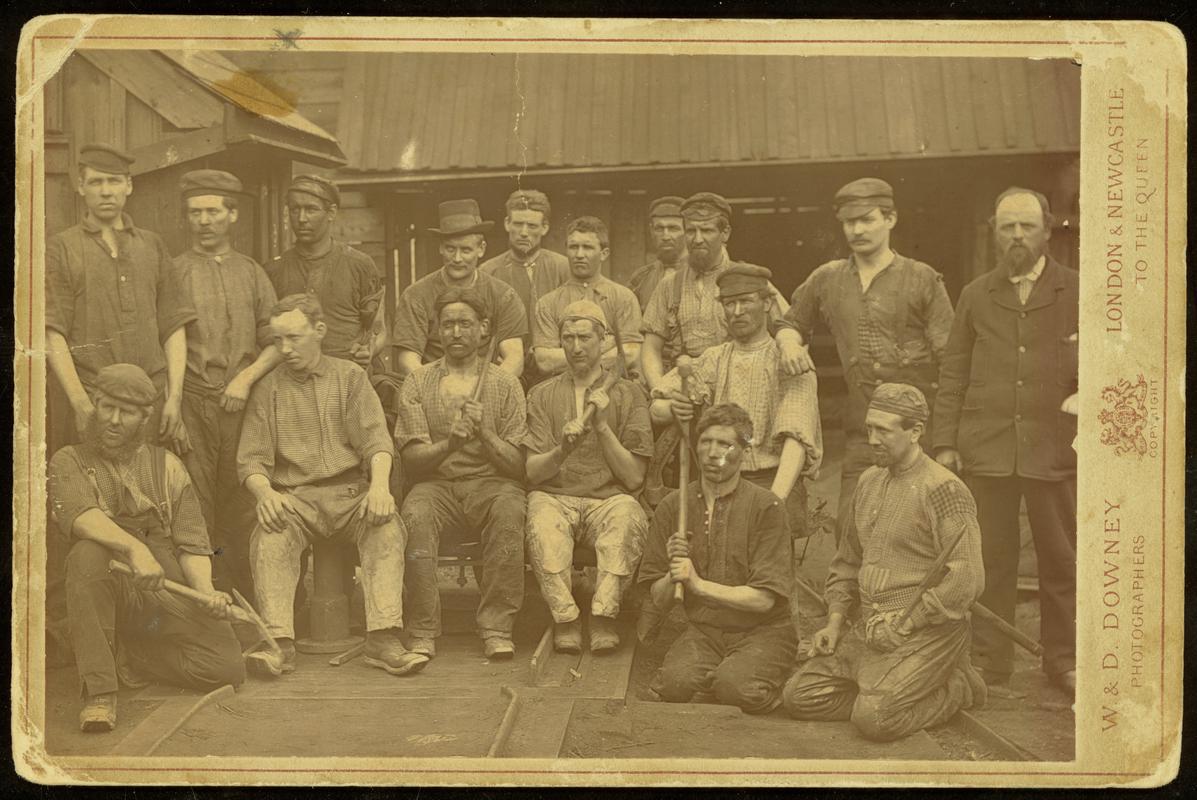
[
  {"left": 680, "top": 192, "right": 732, "bottom": 223},
  {"left": 560, "top": 299, "right": 609, "bottom": 332},
  {"left": 834, "top": 177, "right": 895, "bottom": 221},
  {"left": 180, "top": 169, "right": 243, "bottom": 199},
  {"left": 288, "top": 174, "right": 341, "bottom": 207},
  {"left": 869, "top": 382, "right": 929, "bottom": 422},
  {"left": 78, "top": 143, "right": 135, "bottom": 175},
  {"left": 93, "top": 364, "right": 158, "bottom": 407},
  {"left": 649, "top": 196, "right": 686, "bottom": 219},
  {"left": 716, "top": 263, "right": 773, "bottom": 297}
]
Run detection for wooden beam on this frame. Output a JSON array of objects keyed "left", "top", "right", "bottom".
[
  {"left": 78, "top": 50, "right": 222, "bottom": 131},
  {"left": 127, "top": 127, "right": 226, "bottom": 177}
]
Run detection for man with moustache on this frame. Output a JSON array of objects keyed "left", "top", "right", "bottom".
[
  {"left": 627, "top": 196, "right": 688, "bottom": 311},
  {"left": 934, "top": 187, "right": 1079, "bottom": 696},
  {"left": 46, "top": 143, "right": 194, "bottom": 449},
  {"left": 480, "top": 189, "right": 571, "bottom": 384},
  {"left": 785, "top": 178, "right": 955, "bottom": 543},
  {"left": 173, "top": 170, "right": 279, "bottom": 597},
  {"left": 637, "top": 404, "right": 798, "bottom": 714},
  {"left": 397, "top": 287, "right": 529, "bottom": 660},
  {"left": 266, "top": 174, "right": 387, "bottom": 369},
  {"left": 238, "top": 294, "right": 426, "bottom": 678},
  {"left": 525, "top": 300, "right": 653, "bottom": 654},
  {"left": 783, "top": 384, "right": 987, "bottom": 742},
  {"left": 650, "top": 264, "right": 822, "bottom": 537},
  {"left": 640, "top": 192, "right": 801, "bottom": 391},
  {"left": 48, "top": 364, "right": 245, "bottom": 732},
  {"left": 393, "top": 199, "right": 527, "bottom": 378},
  {"left": 531, "top": 216, "right": 643, "bottom": 378}
]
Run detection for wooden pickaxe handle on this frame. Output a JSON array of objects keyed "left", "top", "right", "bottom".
[
  {"left": 972, "top": 601, "right": 1044, "bottom": 657},
  {"left": 672, "top": 356, "right": 694, "bottom": 603},
  {"left": 108, "top": 560, "right": 253, "bottom": 625}
]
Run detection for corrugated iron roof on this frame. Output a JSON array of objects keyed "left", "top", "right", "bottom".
[{"left": 336, "top": 55, "right": 1079, "bottom": 176}]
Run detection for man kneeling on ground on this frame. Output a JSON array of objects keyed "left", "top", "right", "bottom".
[
  {"left": 636, "top": 403, "right": 797, "bottom": 714},
  {"left": 237, "top": 294, "right": 427, "bottom": 677},
  {"left": 782, "top": 383, "right": 986, "bottom": 741},
  {"left": 48, "top": 364, "right": 246, "bottom": 732},
  {"left": 525, "top": 300, "right": 653, "bottom": 654}
]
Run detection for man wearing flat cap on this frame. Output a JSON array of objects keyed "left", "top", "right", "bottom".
[
  {"left": 933, "top": 187, "right": 1078, "bottom": 696},
  {"left": 46, "top": 143, "right": 195, "bottom": 452},
  {"left": 785, "top": 177, "right": 954, "bottom": 545},
  {"left": 393, "top": 199, "right": 528, "bottom": 378},
  {"left": 782, "top": 383, "right": 986, "bottom": 742},
  {"left": 525, "top": 299, "right": 653, "bottom": 654},
  {"left": 397, "top": 286, "right": 529, "bottom": 660},
  {"left": 48, "top": 363, "right": 245, "bottom": 733},
  {"left": 266, "top": 174, "right": 387, "bottom": 370},
  {"left": 651, "top": 263, "right": 822, "bottom": 539},
  {"left": 532, "top": 216, "right": 643, "bottom": 379},
  {"left": 627, "top": 196, "right": 689, "bottom": 312},
  {"left": 174, "top": 169, "right": 280, "bottom": 598},
  {"left": 641, "top": 191, "right": 803, "bottom": 391},
  {"left": 480, "top": 189, "right": 571, "bottom": 385}
]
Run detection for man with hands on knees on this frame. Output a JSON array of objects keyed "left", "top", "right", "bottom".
[
  {"left": 782, "top": 383, "right": 986, "bottom": 742},
  {"left": 237, "top": 294, "right": 427, "bottom": 679},
  {"left": 47, "top": 364, "right": 245, "bottom": 733},
  {"left": 525, "top": 300, "right": 653, "bottom": 654},
  {"left": 636, "top": 403, "right": 798, "bottom": 714}
]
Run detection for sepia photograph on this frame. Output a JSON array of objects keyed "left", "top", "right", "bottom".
[{"left": 11, "top": 16, "right": 1184, "bottom": 788}]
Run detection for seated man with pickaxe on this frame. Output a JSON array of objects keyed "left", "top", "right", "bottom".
[
  {"left": 397, "top": 286, "right": 529, "bottom": 660},
  {"left": 48, "top": 363, "right": 246, "bottom": 732},
  {"left": 782, "top": 383, "right": 987, "bottom": 741},
  {"left": 525, "top": 300, "right": 653, "bottom": 654},
  {"left": 238, "top": 294, "right": 427, "bottom": 678},
  {"left": 636, "top": 403, "right": 798, "bottom": 714}
]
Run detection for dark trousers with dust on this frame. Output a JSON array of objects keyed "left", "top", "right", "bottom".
[
  {"left": 66, "top": 539, "right": 245, "bottom": 697},
  {"left": 180, "top": 389, "right": 256, "bottom": 598},
  {"left": 783, "top": 619, "right": 979, "bottom": 741},
  {"left": 967, "top": 474, "right": 1077, "bottom": 679},
  {"left": 401, "top": 477, "right": 526, "bottom": 639},
  {"left": 652, "top": 619, "right": 797, "bottom": 714}
]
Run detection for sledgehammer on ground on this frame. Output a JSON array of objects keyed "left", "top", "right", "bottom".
[{"left": 107, "top": 560, "right": 283, "bottom": 662}]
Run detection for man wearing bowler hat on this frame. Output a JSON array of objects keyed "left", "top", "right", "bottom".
[
  {"left": 46, "top": 143, "right": 195, "bottom": 451},
  {"left": 393, "top": 199, "right": 528, "bottom": 378},
  {"left": 266, "top": 174, "right": 387, "bottom": 370},
  {"left": 640, "top": 191, "right": 802, "bottom": 391},
  {"left": 173, "top": 169, "right": 280, "bottom": 597},
  {"left": 785, "top": 178, "right": 954, "bottom": 543},
  {"left": 628, "top": 195, "right": 689, "bottom": 312}
]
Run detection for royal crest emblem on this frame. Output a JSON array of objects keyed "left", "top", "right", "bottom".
[{"left": 1098, "top": 374, "right": 1150, "bottom": 457}]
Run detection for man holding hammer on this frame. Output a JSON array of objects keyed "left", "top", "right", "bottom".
[
  {"left": 782, "top": 383, "right": 987, "bottom": 741},
  {"left": 48, "top": 364, "right": 245, "bottom": 732},
  {"left": 637, "top": 403, "right": 798, "bottom": 714}
]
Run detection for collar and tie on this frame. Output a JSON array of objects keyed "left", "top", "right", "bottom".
[{"left": 1009, "top": 256, "right": 1046, "bottom": 304}]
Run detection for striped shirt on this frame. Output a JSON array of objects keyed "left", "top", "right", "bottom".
[
  {"left": 237, "top": 356, "right": 392, "bottom": 488},
  {"left": 826, "top": 452, "right": 984, "bottom": 629},
  {"left": 395, "top": 359, "right": 528, "bottom": 481},
  {"left": 654, "top": 338, "right": 822, "bottom": 476}
]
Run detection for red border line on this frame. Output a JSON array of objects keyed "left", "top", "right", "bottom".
[
  {"left": 69, "top": 766, "right": 1153, "bottom": 777},
  {"left": 32, "top": 35, "right": 1127, "bottom": 45},
  {"left": 26, "top": 35, "right": 36, "bottom": 715},
  {"left": 1158, "top": 68, "right": 1169, "bottom": 765}
]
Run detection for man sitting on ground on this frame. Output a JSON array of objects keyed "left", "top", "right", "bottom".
[
  {"left": 782, "top": 383, "right": 986, "bottom": 741},
  {"left": 237, "top": 294, "right": 427, "bottom": 678},
  {"left": 525, "top": 300, "right": 653, "bottom": 654},
  {"left": 637, "top": 403, "right": 797, "bottom": 714},
  {"left": 48, "top": 364, "right": 245, "bottom": 732}
]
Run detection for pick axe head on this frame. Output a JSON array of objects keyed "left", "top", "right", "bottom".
[{"left": 231, "top": 588, "right": 284, "bottom": 662}]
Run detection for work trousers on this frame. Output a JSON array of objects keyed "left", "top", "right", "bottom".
[
  {"left": 180, "top": 388, "right": 256, "bottom": 598},
  {"left": 783, "top": 619, "right": 979, "bottom": 741},
  {"left": 966, "top": 474, "right": 1077, "bottom": 679},
  {"left": 742, "top": 467, "right": 810, "bottom": 538},
  {"left": 250, "top": 479, "right": 407, "bottom": 640},
  {"left": 526, "top": 491, "right": 648, "bottom": 623},
  {"left": 653, "top": 618, "right": 798, "bottom": 715},
  {"left": 66, "top": 539, "right": 245, "bottom": 698},
  {"left": 401, "top": 477, "right": 526, "bottom": 639}
]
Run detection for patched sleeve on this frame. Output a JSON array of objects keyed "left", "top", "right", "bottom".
[
  {"left": 918, "top": 480, "right": 985, "bottom": 626},
  {"left": 394, "top": 371, "right": 432, "bottom": 450},
  {"left": 45, "top": 235, "right": 74, "bottom": 338},
  {"left": 746, "top": 495, "right": 792, "bottom": 601},
  {"left": 165, "top": 453, "right": 213, "bottom": 556},
  {"left": 47, "top": 449, "right": 98, "bottom": 538},
  {"left": 773, "top": 370, "right": 823, "bottom": 478},
  {"left": 524, "top": 385, "right": 557, "bottom": 455}
]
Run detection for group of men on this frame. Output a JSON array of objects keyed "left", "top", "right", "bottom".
[{"left": 44, "top": 141, "right": 1077, "bottom": 746}]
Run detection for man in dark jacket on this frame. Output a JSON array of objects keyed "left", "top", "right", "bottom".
[{"left": 933, "top": 187, "right": 1079, "bottom": 696}]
